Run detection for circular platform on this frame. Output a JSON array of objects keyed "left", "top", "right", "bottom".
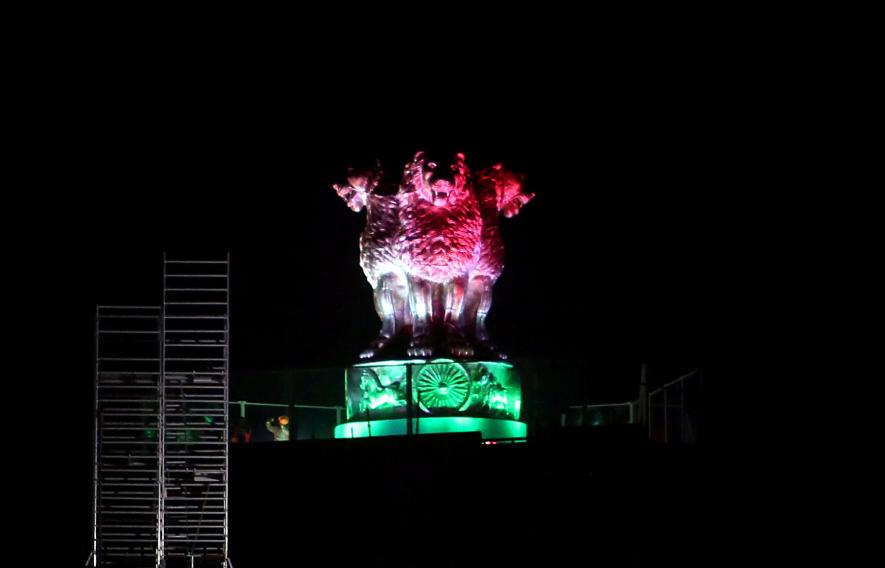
[{"left": 334, "top": 416, "right": 526, "bottom": 439}]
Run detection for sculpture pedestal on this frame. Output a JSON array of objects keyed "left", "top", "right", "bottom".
[
  {"left": 334, "top": 358, "right": 525, "bottom": 439},
  {"left": 335, "top": 417, "right": 526, "bottom": 439}
]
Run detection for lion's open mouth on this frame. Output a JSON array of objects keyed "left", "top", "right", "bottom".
[{"left": 429, "top": 179, "right": 453, "bottom": 205}]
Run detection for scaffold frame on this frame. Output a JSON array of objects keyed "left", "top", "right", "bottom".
[{"left": 90, "top": 254, "right": 231, "bottom": 567}]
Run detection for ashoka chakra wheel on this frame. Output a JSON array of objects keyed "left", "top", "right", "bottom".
[{"left": 415, "top": 363, "right": 470, "bottom": 411}]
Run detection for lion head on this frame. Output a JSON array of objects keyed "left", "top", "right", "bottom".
[
  {"left": 333, "top": 161, "right": 383, "bottom": 212},
  {"left": 401, "top": 151, "right": 472, "bottom": 208},
  {"left": 477, "top": 163, "right": 534, "bottom": 218}
]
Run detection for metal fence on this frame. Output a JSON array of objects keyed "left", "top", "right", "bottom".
[
  {"left": 559, "top": 369, "right": 702, "bottom": 445},
  {"left": 228, "top": 401, "right": 344, "bottom": 442},
  {"left": 647, "top": 370, "right": 701, "bottom": 444},
  {"left": 561, "top": 402, "right": 637, "bottom": 428}
]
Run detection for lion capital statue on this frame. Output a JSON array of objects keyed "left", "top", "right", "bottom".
[{"left": 334, "top": 151, "right": 534, "bottom": 360}]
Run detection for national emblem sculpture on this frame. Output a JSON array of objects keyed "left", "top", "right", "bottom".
[
  {"left": 333, "top": 151, "right": 534, "bottom": 360},
  {"left": 332, "top": 150, "right": 533, "bottom": 440}
]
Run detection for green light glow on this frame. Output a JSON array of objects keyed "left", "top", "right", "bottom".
[
  {"left": 489, "top": 392, "right": 508, "bottom": 410},
  {"left": 368, "top": 391, "right": 399, "bottom": 410},
  {"left": 353, "top": 358, "right": 512, "bottom": 369},
  {"left": 353, "top": 359, "right": 428, "bottom": 368},
  {"left": 415, "top": 364, "right": 471, "bottom": 409},
  {"left": 334, "top": 417, "right": 527, "bottom": 439},
  {"left": 346, "top": 359, "right": 521, "bottom": 421}
]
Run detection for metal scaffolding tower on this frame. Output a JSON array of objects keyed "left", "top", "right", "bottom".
[
  {"left": 92, "top": 306, "right": 163, "bottom": 566},
  {"left": 161, "top": 254, "right": 230, "bottom": 566},
  {"left": 90, "top": 255, "right": 231, "bottom": 567}
]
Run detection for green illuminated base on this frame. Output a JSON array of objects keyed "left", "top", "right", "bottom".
[
  {"left": 335, "top": 417, "right": 526, "bottom": 439},
  {"left": 347, "top": 359, "right": 521, "bottom": 421}
]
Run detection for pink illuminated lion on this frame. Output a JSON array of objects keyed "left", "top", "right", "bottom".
[
  {"left": 466, "top": 163, "right": 534, "bottom": 355},
  {"left": 334, "top": 151, "right": 533, "bottom": 360},
  {"left": 334, "top": 163, "right": 410, "bottom": 359}
]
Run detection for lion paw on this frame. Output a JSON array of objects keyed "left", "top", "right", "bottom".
[
  {"left": 407, "top": 335, "right": 434, "bottom": 358},
  {"left": 359, "top": 335, "right": 393, "bottom": 359},
  {"left": 445, "top": 327, "right": 474, "bottom": 358}
]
